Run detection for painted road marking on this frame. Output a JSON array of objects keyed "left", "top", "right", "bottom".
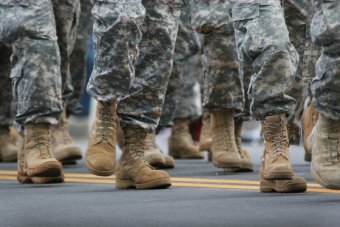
[{"left": 1, "top": 170, "right": 340, "bottom": 194}]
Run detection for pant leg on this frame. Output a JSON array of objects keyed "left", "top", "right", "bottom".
[
  {"left": 283, "top": 0, "right": 319, "bottom": 144},
  {"left": 310, "top": 0, "right": 340, "bottom": 120},
  {"left": 0, "top": 44, "right": 13, "bottom": 127},
  {"left": 118, "top": 0, "right": 183, "bottom": 131},
  {"left": 160, "top": 3, "right": 200, "bottom": 127},
  {"left": 4, "top": 0, "right": 62, "bottom": 131},
  {"left": 87, "top": 0, "right": 146, "bottom": 101},
  {"left": 68, "top": 0, "right": 93, "bottom": 115},
  {"left": 52, "top": 0, "right": 81, "bottom": 105},
  {"left": 174, "top": 55, "right": 202, "bottom": 120},
  {"left": 232, "top": 0, "right": 298, "bottom": 119},
  {"left": 191, "top": 0, "right": 244, "bottom": 113}
]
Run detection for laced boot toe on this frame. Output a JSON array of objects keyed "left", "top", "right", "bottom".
[
  {"left": 261, "top": 114, "right": 293, "bottom": 180},
  {"left": 115, "top": 126, "right": 171, "bottom": 190},
  {"left": 309, "top": 114, "right": 340, "bottom": 189},
  {"left": 210, "top": 109, "right": 241, "bottom": 169},
  {"left": 86, "top": 100, "right": 117, "bottom": 176}
]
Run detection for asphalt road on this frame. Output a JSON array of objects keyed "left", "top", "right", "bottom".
[{"left": 1, "top": 138, "right": 340, "bottom": 227}]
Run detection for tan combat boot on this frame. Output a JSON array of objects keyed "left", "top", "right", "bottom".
[
  {"left": 23, "top": 124, "right": 64, "bottom": 183},
  {"left": 199, "top": 110, "right": 212, "bottom": 151},
  {"left": 17, "top": 137, "right": 63, "bottom": 184},
  {"left": 86, "top": 100, "right": 117, "bottom": 176},
  {"left": 118, "top": 126, "right": 175, "bottom": 169},
  {"left": 169, "top": 118, "right": 204, "bottom": 159},
  {"left": 261, "top": 114, "right": 293, "bottom": 180},
  {"left": 0, "top": 126, "right": 18, "bottom": 162},
  {"left": 234, "top": 118, "right": 253, "bottom": 172},
  {"left": 144, "top": 131, "right": 175, "bottom": 169},
  {"left": 51, "top": 110, "right": 82, "bottom": 163},
  {"left": 115, "top": 126, "right": 171, "bottom": 189},
  {"left": 210, "top": 109, "right": 241, "bottom": 169},
  {"left": 302, "top": 100, "right": 319, "bottom": 162},
  {"left": 308, "top": 114, "right": 340, "bottom": 189}
]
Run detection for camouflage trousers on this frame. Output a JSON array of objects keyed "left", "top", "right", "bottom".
[
  {"left": 159, "top": 4, "right": 202, "bottom": 127},
  {"left": 0, "top": 44, "right": 13, "bottom": 127},
  {"left": 53, "top": 0, "right": 80, "bottom": 106},
  {"left": 68, "top": 0, "right": 93, "bottom": 115},
  {"left": 191, "top": 0, "right": 244, "bottom": 114},
  {"left": 232, "top": 0, "right": 299, "bottom": 119},
  {"left": 310, "top": 0, "right": 340, "bottom": 120},
  {"left": 283, "top": 0, "right": 320, "bottom": 144},
  {"left": 0, "top": 0, "right": 63, "bottom": 130},
  {"left": 87, "top": 0, "right": 183, "bottom": 131}
]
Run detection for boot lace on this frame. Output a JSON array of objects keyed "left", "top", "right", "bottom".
[
  {"left": 262, "top": 120, "right": 289, "bottom": 159},
  {"left": 32, "top": 126, "right": 51, "bottom": 159},
  {"left": 98, "top": 102, "right": 116, "bottom": 141},
  {"left": 213, "top": 120, "right": 234, "bottom": 153},
  {"left": 126, "top": 130, "right": 154, "bottom": 168}
]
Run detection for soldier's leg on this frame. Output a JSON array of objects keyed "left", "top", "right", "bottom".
[
  {"left": 51, "top": 0, "right": 82, "bottom": 163},
  {"left": 68, "top": 0, "right": 94, "bottom": 115},
  {"left": 1, "top": 0, "right": 64, "bottom": 183},
  {"left": 0, "top": 44, "right": 18, "bottom": 162},
  {"left": 283, "top": 0, "right": 319, "bottom": 146},
  {"left": 232, "top": 1, "right": 299, "bottom": 180},
  {"left": 161, "top": 5, "right": 203, "bottom": 160},
  {"left": 86, "top": 0, "right": 146, "bottom": 177},
  {"left": 115, "top": 0, "right": 183, "bottom": 189},
  {"left": 308, "top": 0, "right": 340, "bottom": 189},
  {"left": 191, "top": 0, "right": 247, "bottom": 169},
  {"left": 169, "top": 55, "right": 204, "bottom": 160}
]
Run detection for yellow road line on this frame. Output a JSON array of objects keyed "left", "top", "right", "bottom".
[
  {"left": 1, "top": 175, "right": 340, "bottom": 194},
  {"left": 0, "top": 170, "right": 323, "bottom": 188}
]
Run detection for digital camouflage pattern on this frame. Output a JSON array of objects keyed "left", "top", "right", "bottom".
[
  {"left": 232, "top": 0, "right": 298, "bottom": 119},
  {"left": 0, "top": 0, "right": 63, "bottom": 132},
  {"left": 68, "top": 0, "right": 93, "bottom": 115},
  {"left": 283, "top": 0, "right": 319, "bottom": 144},
  {"left": 160, "top": 4, "right": 202, "bottom": 127},
  {"left": 52, "top": 0, "right": 81, "bottom": 105},
  {"left": 0, "top": 44, "right": 13, "bottom": 126},
  {"left": 88, "top": 0, "right": 183, "bottom": 131},
  {"left": 191, "top": 0, "right": 244, "bottom": 113},
  {"left": 310, "top": 0, "right": 340, "bottom": 120},
  {"left": 174, "top": 55, "right": 202, "bottom": 120}
]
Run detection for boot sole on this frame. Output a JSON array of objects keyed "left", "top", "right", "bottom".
[
  {"left": 115, "top": 178, "right": 171, "bottom": 190},
  {"left": 260, "top": 180, "right": 307, "bottom": 193},
  {"left": 17, "top": 172, "right": 64, "bottom": 184},
  {"left": 212, "top": 159, "right": 241, "bottom": 169},
  {"left": 85, "top": 159, "right": 115, "bottom": 177},
  {"left": 234, "top": 163, "right": 254, "bottom": 172},
  {"left": 311, "top": 167, "right": 340, "bottom": 190},
  {"left": 262, "top": 171, "right": 293, "bottom": 180},
  {"left": 27, "top": 161, "right": 63, "bottom": 178}
]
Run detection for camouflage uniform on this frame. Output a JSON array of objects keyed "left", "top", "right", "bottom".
[
  {"left": 232, "top": 0, "right": 299, "bottom": 118},
  {"left": 0, "top": 44, "right": 13, "bottom": 127},
  {"left": 87, "top": 0, "right": 183, "bottom": 131},
  {"left": 310, "top": 0, "right": 340, "bottom": 120},
  {"left": 191, "top": 0, "right": 245, "bottom": 114},
  {"left": 173, "top": 55, "right": 202, "bottom": 120},
  {"left": 159, "top": 3, "right": 202, "bottom": 127},
  {"left": 68, "top": 0, "right": 93, "bottom": 115},
  {"left": 53, "top": 0, "right": 81, "bottom": 106},
  {"left": 283, "top": 0, "right": 320, "bottom": 144},
  {"left": 0, "top": 0, "right": 63, "bottom": 131}
]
